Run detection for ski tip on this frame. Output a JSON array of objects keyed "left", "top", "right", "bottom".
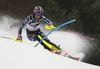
[{"left": 74, "top": 19, "right": 76, "bottom": 21}]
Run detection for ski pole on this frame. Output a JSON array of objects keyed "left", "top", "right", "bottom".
[
  {"left": 34, "top": 19, "right": 76, "bottom": 47},
  {"left": 67, "top": 31, "right": 94, "bottom": 40},
  {"left": 51, "top": 27, "right": 94, "bottom": 40},
  {"left": 0, "top": 36, "right": 13, "bottom": 40},
  {"left": 53, "top": 28, "right": 94, "bottom": 40},
  {"left": 0, "top": 36, "right": 22, "bottom": 42}
]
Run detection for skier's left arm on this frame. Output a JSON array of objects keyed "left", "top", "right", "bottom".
[
  {"left": 41, "top": 16, "right": 56, "bottom": 30},
  {"left": 17, "top": 16, "right": 29, "bottom": 41}
]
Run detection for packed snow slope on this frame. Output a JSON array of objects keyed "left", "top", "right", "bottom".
[
  {"left": 0, "top": 32, "right": 100, "bottom": 69},
  {"left": 0, "top": 15, "right": 100, "bottom": 69}
]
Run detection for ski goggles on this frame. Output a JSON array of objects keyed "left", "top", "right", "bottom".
[{"left": 36, "top": 13, "right": 42, "bottom": 17}]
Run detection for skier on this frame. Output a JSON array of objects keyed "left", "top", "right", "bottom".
[{"left": 16, "top": 6, "right": 79, "bottom": 61}]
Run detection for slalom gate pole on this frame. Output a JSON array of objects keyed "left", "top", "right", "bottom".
[
  {"left": 67, "top": 31, "right": 94, "bottom": 40},
  {"left": 34, "top": 19, "right": 76, "bottom": 47}
]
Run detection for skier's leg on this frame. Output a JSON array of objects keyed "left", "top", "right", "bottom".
[
  {"left": 35, "top": 30, "right": 80, "bottom": 61},
  {"left": 36, "top": 32, "right": 61, "bottom": 53},
  {"left": 36, "top": 31, "right": 69, "bottom": 56}
]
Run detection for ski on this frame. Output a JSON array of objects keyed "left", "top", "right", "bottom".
[
  {"left": 68, "top": 55, "right": 80, "bottom": 61},
  {"left": 57, "top": 44, "right": 80, "bottom": 61}
]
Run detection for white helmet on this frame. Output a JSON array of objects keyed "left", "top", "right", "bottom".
[{"left": 33, "top": 6, "right": 44, "bottom": 16}]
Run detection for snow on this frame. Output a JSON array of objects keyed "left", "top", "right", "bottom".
[
  {"left": 0, "top": 15, "right": 100, "bottom": 69},
  {"left": 0, "top": 33, "right": 100, "bottom": 69}
]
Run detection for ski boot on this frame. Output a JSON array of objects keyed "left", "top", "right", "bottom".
[{"left": 49, "top": 48, "right": 55, "bottom": 53}]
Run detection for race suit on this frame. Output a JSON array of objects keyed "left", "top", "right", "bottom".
[{"left": 18, "top": 14, "right": 60, "bottom": 52}]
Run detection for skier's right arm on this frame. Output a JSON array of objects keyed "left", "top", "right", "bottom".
[{"left": 17, "top": 16, "right": 29, "bottom": 40}]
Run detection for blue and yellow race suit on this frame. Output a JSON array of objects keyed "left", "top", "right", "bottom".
[{"left": 18, "top": 14, "right": 60, "bottom": 52}]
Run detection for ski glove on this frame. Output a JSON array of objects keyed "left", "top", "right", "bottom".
[
  {"left": 17, "top": 34, "right": 22, "bottom": 40},
  {"left": 45, "top": 23, "right": 56, "bottom": 30}
]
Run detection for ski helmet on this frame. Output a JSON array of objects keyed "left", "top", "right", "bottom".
[{"left": 33, "top": 6, "right": 44, "bottom": 16}]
